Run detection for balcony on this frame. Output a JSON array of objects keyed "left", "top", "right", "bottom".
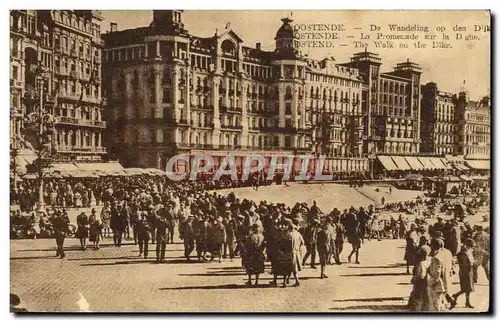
[
  {"left": 56, "top": 116, "right": 107, "bottom": 128},
  {"left": 54, "top": 67, "right": 67, "bottom": 76},
  {"left": 10, "top": 79, "right": 22, "bottom": 88},
  {"left": 221, "top": 124, "right": 243, "bottom": 130}
]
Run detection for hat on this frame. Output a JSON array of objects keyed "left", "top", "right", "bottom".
[
  {"left": 91, "top": 209, "right": 96, "bottom": 213},
  {"left": 434, "top": 231, "right": 444, "bottom": 239},
  {"left": 251, "top": 223, "right": 260, "bottom": 232},
  {"left": 420, "top": 245, "right": 432, "bottom": 256},
  {"left": 465, "top": 238, "right": 475, "bottom": 248}
]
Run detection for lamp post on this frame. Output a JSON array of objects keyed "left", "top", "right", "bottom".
[{"left": 22, "top": 61, "right": 56, "bottom": 215}]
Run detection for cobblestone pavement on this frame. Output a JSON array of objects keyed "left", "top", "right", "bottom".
[{"left": 11, "top": 235, "right": 490, "bottom": 312}]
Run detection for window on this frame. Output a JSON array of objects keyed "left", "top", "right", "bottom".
[{"left": 162, "top": 88, "right": 171, "bottom": 103}]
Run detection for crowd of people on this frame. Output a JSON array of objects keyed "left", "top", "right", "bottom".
[
  {"left": 406, "top": 219, "right": 490, "bottom": 311},
  {"left": 9, "top": 167, "right": 490, "bottom": 311}
]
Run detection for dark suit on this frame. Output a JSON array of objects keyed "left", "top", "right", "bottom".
[
  {"left": 180, "top": 219, "right": 195, "bottom": 260},
  {"left": 155, "top": 216, "right": 168, "bottom": 261},
  {"left": 51, "top": 216, "right": 69, "bottom": 258},
  {"left": 136, "top": 219, "right": 151, "bottom": 258}
]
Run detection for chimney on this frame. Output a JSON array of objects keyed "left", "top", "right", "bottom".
[
  {"left": 110, "top": 22, "right": 118, "bottom": 33},
  {"left": 256, "top": 43, "right": 261, "bottom": 50}
]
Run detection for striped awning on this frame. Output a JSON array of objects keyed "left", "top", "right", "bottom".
[
  {"left": 377, "top": 156, "right": 398, "bottom": 170},
  {"left": 429, "top": 157, "right": 447, "bottom": 170},
  {"left": 452, "top": 163, "right": 469, "bottom": 171},
  {"left": 466, "top": 160, "right": 490, "bottom": 170},
  {"left": 404, "top": 156, "right": 425, "bottom": 170},
  {"left": 418, "top": 157, "right": 436, "bottom": 170},
  {"left": 391, "top": 156, "right": 411, "bottom": 171}
]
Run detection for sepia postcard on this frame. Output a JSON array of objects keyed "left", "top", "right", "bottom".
[{"left": 9, "top": 10, "right": 490, "bottom": 313}]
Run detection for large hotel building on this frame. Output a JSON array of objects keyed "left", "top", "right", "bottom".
[
  {"left": 102, "top": 10, "right": 433, "bottom": 173},
  {"left": 10, "top": 10, "right": 107, "bottom": 170},
  {"left": 11, "top": 10, "right": 488, "bottom": 176}
]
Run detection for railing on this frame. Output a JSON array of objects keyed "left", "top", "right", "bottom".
[{"left": 56, "top": 116, "right": 107, "bottom": 128}]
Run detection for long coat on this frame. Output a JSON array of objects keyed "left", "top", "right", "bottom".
[
  {"left": 447, "top": 226, "right": 462, "bottom": 256},
  {"left": 457, "top": 248, "right": 474, "bottom": 293},
  {"left": 427, "top": 248, "right": 451, "bottom": 312},
  {"left": 287, "top": 229, "right": 305, "bottom": 273}
]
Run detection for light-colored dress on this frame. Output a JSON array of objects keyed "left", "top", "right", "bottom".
[{"left": 287, "top": 229, "right": 305, "bottom": 273}]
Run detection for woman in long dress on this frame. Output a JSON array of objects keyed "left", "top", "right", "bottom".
[
  {"left": 89, "top": 219, "right": 103, "bottom": 250},
  {"left": 243, "top": 223, "right": 266, "bottom": 286},
  {"left": 451, "top": 238, "right": 476, "bottom": 309},
  {"left": 407, "top": 245, "right": 431, "bottom": 311}
]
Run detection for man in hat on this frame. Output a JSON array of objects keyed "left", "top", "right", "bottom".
[
  {"left": 147, "top": 205, "right": 157, "bottom": 244},
  {"left": 317, "top": 218, "right": 334, "bottom": 279},
  {"left": 179, "top": 214, "right": 196, "bottom": 261},
  {"left": 302, "top": 215, "right": 320, "bottom": 269},
  {"left": 331, "top": 215, "right": 343, "bottom": 265},
  {"left": 472, "top": 225, "right": 490, "bottom": 283},
  {"left": 129, "top": 209, "right": 139, "bottom": 245},
  {"left": 110, "top": 204, "right": 120, "bottom": 246},
  {"left": 51, "top": 211, "right": 70, "bottom": 259},
  {"left": 405, "top": 223, "right": 419, "bottom": 274},
  {"left": 430, "top": 217, "right": 445, "bottom": 238},
  {"left": 155, "top": 211, "right": 168, "bottom": 263},
  {"left": 223, "top": 209, "right": 237, "bottom": 260},
  {"left": 447, "top": 219, "right": 462, "bottom": 256},
  {"left": 136, "top": 211, "right": 151, "bottom": 259}
]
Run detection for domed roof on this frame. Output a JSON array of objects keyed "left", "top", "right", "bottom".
[{"left": 275, "top": 17, "right": 294, "bottom": 40}]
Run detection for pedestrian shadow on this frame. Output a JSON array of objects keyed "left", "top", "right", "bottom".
[
  {"left": 159, "top": 283, "right": 275, "bottom": 291},
  {"left": 68, "top": 256, "right": 139, "bottom": 261},
  {"left": 207, "top": 266, "right": 243, "bottom": 270},
  {"left": 339, "top": 272, "right": 408, "bottom": 277},
  {"left": 80, "top": 259, "right": 155, "bottom": 266},
  {"left": 17, "top": 247, "right": 86, "bottom": 252},
  {"left": 11, "top": 255, "right": 61, "bottom": 260},
  {"left": 178, "top": 272, "right": 248, "bottom": 277},
  {"left": 330, "top": 304, "right": 407, "bottom": 311},
  {"left": 332, "top": 297, "right": 406, "bottom": 302},
  {"left": 348, "top": 263, "right": 407, "bottom": 269}
]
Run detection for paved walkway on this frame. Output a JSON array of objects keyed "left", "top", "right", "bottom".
[{"left": 11, "top": 236, "right": 489, "bottom": 312}]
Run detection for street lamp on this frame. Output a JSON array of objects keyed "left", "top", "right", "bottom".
[{"left": 22, "top": 61, "right": 56, "bottom": 215}]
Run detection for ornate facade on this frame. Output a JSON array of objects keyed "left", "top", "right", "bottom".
[
  {"left": 103, "top": 11, "right": 368, "bottom": 172},
  {"left": 420, "top": 82, "right": 457, "bottom": 155},
  {"left": 456, "top": 92, "right": 490, "bottom": 159},
  {"left": 341, "top": 52, "right": 422, "bottom": 156},
  {"left": 10, "top": 10, "right": 106, "bottom": 163}
]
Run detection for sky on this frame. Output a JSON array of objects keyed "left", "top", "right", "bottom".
[{"left": 100, "top": 10, "right": 490, "bottom": 99}]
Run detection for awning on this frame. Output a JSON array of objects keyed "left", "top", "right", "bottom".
[
  {"left": 377, "top": 156, "right": 399, "bottom": 170},
  {"left": 459, "top": 174, "right": 473, "bottom": 181},
  {"left": 49, "top": 163, "right": 79, "bottom": 173},
  {"left": 391, "top": 156, "right": 411, "bottom": 171},
  {"left": 406, "top": 174, "right": 423, "bottom": 181},
  {"left": 441, "top": 175, "right": 461, "bottom": 182},
  {"left": 439, "top": 158, "right": 452, "bottom": 169},
  {"left": 75, "top": 162, "right": 125, "bottom": 175},
  {"left": 452, "top": 163, "right": 469, "bottom": 171},
  {"left": 418, "top": 157, "right": 436, "bottom": 170},
  {"left": 404, "top": 156, "right": 425, "bottom": 170},
  {"left": 428, "top": 157, "right": 447, "bottom": 170},
  {"left": 466, "top": 160, "right": 490, "bottom": 170},
  {"left": 470, "top": 175, "right": 490, "bottom": 181}
]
